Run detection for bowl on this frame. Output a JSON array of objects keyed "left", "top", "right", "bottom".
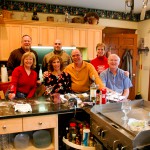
[
  {"left": 14, "top": 133, "right": 29, "bottom": 149},
  {"left": 33, "top": 130, "right": 51, "bottom": 148}
]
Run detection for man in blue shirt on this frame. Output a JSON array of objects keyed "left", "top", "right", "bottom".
[{"left": 100, "top": 54, "right": 132, "bottom": 98}]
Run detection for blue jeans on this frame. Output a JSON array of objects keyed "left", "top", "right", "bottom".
[{"left": 5, "top": 91, "right": 27, "bottom": 100}]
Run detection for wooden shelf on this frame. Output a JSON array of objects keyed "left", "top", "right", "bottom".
[
  {"left": 0, "top": 18, "right": 105, "bottom": 30},
  {"left": 63, "top": 137, "right": 95, "bottom": 150},
  {"left": 12, "top": 140, "right": 55, "bottom": 150}
]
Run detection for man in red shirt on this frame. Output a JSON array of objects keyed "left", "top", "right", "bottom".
[{"left": 91, "top": 43, "right": 109, "bottom": 75}]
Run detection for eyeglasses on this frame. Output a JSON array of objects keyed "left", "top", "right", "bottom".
[{"left": 55, "top": 43, "right": 61, "bottom": 45}]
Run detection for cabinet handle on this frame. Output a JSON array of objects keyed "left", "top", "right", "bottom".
[
  {"left": 2, "top": 125, "right": 6, "bottom": 129},
  {"left": 38, "top": 122, "right": 42, "bottom": 125}
]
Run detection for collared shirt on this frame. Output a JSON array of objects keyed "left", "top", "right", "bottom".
[
  {"left": 100, "top": 68, "right": 133, "bottom": 94},
  {"left": 7, "top": 47, "right": 40, "bottom": 79},
  {"left": 64, "top": 61, "right": 104, "bottom": 93},
  {"left": 42, "top": 50, "right": 72, "bottom": 72}
]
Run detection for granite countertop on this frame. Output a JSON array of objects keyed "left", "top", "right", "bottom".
[{"left": 0, "top": 96, "right": 84, "bottom": 119}]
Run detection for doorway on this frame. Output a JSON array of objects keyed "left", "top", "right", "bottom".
[{"left": 103, "top": 27, "right": 138, "bottom": 100}]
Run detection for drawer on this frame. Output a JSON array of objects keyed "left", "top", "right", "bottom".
[
  {"left": 23, "top": 114, "right": 58, "bottom": 131},
  {"left": 0, "top": 118, "right": 22, "bottom": 134}
]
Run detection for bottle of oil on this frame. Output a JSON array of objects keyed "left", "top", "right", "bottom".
[{"left": 90, "top": 75, "right": 97, "bottom": 103}]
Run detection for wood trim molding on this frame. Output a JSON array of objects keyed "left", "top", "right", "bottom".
[{"left": 0, "top": 19, "right": 105, "bottom": 30}]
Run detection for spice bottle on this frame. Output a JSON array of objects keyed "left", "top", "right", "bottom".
[
  {"left": 90, "top": 75, "right": 97, "bottom": 103},
  {"left": 65, "top": 127, "right": 69, "bottom": 139},
  {"left": 69, "top": 122, "right": 77, "bottom": 143},
  {"left": 101, "top": 88, "right": 107, "bottom": 104}
]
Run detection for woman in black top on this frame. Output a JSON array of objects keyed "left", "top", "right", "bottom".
[{"left": 44, "top": 55, "right": 71, "bottom": 95}]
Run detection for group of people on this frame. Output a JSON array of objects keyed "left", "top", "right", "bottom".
[{"left": 6, "top": 34, "right": 132, "bottom": 100}]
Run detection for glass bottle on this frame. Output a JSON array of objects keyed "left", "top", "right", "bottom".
[{"left": 90, "top": 75, "right": 97, "bottom": 103}]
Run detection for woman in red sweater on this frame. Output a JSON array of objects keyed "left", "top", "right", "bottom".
[
  {"left": 8, "top": 52, "right": 37, "bottom": 100},
  {"left": 91, "top": 43, "right": 109, "bottom": 75}
]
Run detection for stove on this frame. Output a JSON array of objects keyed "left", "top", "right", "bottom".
[{"left": 90, "top": 100, "right": 150, "bottom": 150}]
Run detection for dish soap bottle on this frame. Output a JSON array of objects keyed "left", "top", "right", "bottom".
[
  {"left": 90, "top": 75, "right": 97, "bottom": 103},
  {"left": 32, "top": 11, "right": 39, "bottom": 21}
]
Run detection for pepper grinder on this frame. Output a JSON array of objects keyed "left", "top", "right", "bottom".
[{"left": 32, "top": 11, "right": 39, "bottom": 21}]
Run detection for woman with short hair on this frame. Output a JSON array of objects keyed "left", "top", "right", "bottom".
[{"left": 8, "top": 52, "right": 37, "bottom": 100}]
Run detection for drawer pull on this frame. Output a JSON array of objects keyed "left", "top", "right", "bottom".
[
  {"left": 38, "top": 122, "right": 42, "bottom": 125},
  {"left": 2, "top": 125, "right": 6, "bottom": 129}
]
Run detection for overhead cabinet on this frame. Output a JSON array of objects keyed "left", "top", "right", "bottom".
[
  {"left": 73, "top": 28, "right": 87, "bottom": 47},
  {"left": 0, "top": 24, "right": 21, "bottom": 60},
  {"left": 0, "top": 19, "right": 104, "bottom": 60}
]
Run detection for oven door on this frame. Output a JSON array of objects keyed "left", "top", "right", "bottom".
[{"left": 94, "top": 136, "right": 107, "bottom": 150}]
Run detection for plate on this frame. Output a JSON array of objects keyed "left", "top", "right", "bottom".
[{"left": 128, "top": 118, "right": 145, "bottom": 132}]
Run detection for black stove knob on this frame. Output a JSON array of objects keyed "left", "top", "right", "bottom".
[{"left": 101, "top": 130, "right": 107, "bottom": 138}]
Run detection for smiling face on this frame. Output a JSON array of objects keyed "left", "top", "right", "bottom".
[
  {"left": 97, "top": 45, "right": 105, "bottom": 57},
  {"left": 52, "top": 58, "right": 61, "bottom": 72},
  {"left": 21, "top": 35, "right": 32, "bottom": 51},
  {"left": 108, "top": 54, "right": 120, "bottom": 70},
  {"left": 54, "top": 39, "right": 62, "bottom": 51},
  {"left": 24, "top": 55, "right": 34, "bottom": 68},
  {"left": 71, "top": 49, "right": 82, "bottom": 65}
]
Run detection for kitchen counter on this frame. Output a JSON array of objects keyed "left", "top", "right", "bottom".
[{"left": 0, "top": 96, "right": 84, "bottom": 119}]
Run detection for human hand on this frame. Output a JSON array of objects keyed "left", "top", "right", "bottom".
[
  {"left": 43, "top": 71, "right": 49, "bottom": 78},
  {"left": 8, "top": 93, "right": 15, "bottom": 100},
  {"left": 124, "top": 71, "right": 129, "bottom": 77},
  {"left": 37, "top": 80, "right": 41, "bottom": 85},
  {"left": 98, "top": 65, "right": 105, "bottom": 74}
]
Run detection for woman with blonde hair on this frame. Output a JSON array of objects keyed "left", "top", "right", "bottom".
[{"left": 8, "top": 52, "right": 37, "bottom": 100}]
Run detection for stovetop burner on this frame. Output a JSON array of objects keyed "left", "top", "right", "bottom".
[{"left": 90, "top": 100, "right": 150, "bottom": 150}]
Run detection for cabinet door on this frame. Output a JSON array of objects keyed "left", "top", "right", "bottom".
[
  {"left": 0, "top": 118, "right": 22, "bottom": 134},
  {"left": 22, "top": 25, "right": 39, "bottom": 46},
  {"left": 73, "top": 28, "right": 87, "bottom": 47},
  {"left": 87, "top": 29, "right": 102, "bottom": 60},
  {"left": 56, "top": 27, "right": 73, "bottom": 46},
  {"left": 39, "top": 26, "right": 56, "bottom": 46},
  {"left": 0, "top": 24, "right": 21, "bottom": 60}
]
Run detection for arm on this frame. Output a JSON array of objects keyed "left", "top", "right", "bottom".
[
  {"left": 65, "top": 72, "right": 72, "bottom": 93},
  {"left": 7, "top": 52, "right": 16, "bottom": 78},
  {"left": 42, "top": 56, "right": 48, "bottom": 73},
  {"left": 89, "top": 64, "right": 105, "bottom": 89},
  {"left": 122, "top": 88, "right": 129, "bottom": 98},
  {"left": 27, "top": 72, "right": 37, "bottom": 98}
]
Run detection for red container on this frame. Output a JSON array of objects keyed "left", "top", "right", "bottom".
[{"left": 101, "top": 88, "right": 107, "bottom": 104}]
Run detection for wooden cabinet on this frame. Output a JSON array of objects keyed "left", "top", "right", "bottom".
[
  {"left": 21, "top": 25, "right": 39, "bottom": 46},
  {"left": 23, "top": 115, "right": 57, "bottom": 131},
  {"left": 56, "top": 27, "right": 73, "bottom": 46},
  {"left": 39, "top": 26, "right": 56, "bottom": 46},
  {"left": 73, "top": 28, "right": 87, "bottom": 47},
  {"left": 0, "top": 24, "right": 21, "bottom": 60},
  {"left": 0, "top": 114, "right": 58, "bottom": 150},
  {"left": 87, "top": 29, "right": 102, "bottom": 60},
  {"left": 0, "top": 20, "right": 104, "bottom": 61},
  {"left": 0, "top": 118, "right": 22, "bottom": 134}
]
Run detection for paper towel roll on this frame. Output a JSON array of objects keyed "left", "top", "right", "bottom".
[{"left": 1, "top": 65, "right": 8, "bottom": 82}]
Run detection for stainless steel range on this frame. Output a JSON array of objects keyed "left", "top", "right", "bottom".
[{"left": 90, "top": 100, "right": 150, "bottom": 150}]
